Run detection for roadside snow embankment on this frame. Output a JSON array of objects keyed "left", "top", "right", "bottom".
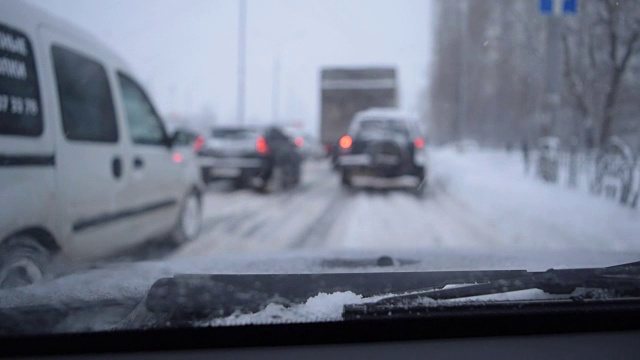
[{"left": 435, "top": 148, "right": 640, "bottom": 252}]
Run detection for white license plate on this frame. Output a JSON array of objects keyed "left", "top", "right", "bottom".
[
  {"left": 210, "top": 168, "right": 242, "bottom": 177},
  {"left": 375, "top": 154, "right": 399, "bottom": 165}
]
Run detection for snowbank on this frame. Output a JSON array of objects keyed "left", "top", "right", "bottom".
[{"left": 328, "top": 148, "right": 640, "bottom": 253}]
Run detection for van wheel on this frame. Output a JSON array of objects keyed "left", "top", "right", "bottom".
[
  {"left": 0, "top": 236, "right": 50, "bottom": 289},
  {"left": 170, "top": 191, "right": 202, "bottom": 245}
]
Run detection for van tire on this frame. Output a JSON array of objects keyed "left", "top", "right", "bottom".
[
  {"left": 170, "top": 190, "right": 202, "bottom": 245},
  {"left": 0, "top": 235, "right": 50, "bottom": 289}
]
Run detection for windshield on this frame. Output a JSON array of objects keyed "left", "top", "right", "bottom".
[{"left": 2, "top": 0, "right": 640, "bottom": 336}]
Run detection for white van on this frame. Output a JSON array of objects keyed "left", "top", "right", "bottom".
[{"left": 0, "top": 1, "right": 204, "bottom": 288}]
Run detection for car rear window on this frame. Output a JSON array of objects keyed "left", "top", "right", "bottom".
[
  {"left": 212, "top": 128, "right": 259, "bottom": 140},
  {"left": 0, "top": 23, "right": 42, "bottom": 137},
  {"left": 357, "top": 119, "right": 409, "bottom": 136}
]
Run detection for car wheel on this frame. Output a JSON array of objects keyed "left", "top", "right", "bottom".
[
  {"left": 293, "top": 165, "right": 302, "bottom": 186},
  {"left": 341, "top": 169, "right": 353, "bottom": 187},
  {"left": 283, "top": 164, "right": 300, "bottom": 189},
  {"left": 258, "top": 166, "right": 284, "bottom": 193},
  {"left": 0, "top": 236, "right": 50, "bottom": 289},
  {"left": 170, "top": 190, "right": 202, "bottom": 245},
  {"left": 413, "top": 167, "right": 427, "bottom": 197}
]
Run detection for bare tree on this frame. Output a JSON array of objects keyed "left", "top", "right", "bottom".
[
  {"left": 599, "top": 0, "right": 640, "bottom": 144},
  {"left": 563, "top": 0, "right": 640, "bottom": 146},
  {"left": 426, "top": 0, "right": 640, "bottom": 148}
]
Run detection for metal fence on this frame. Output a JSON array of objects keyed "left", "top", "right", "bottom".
[{"left": 530, "top": 140, "right": 640, "bottom": 208}]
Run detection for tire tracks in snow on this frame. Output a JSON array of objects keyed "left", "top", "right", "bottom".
[{"left": 289, "top": 188, "right": 350, "bottom": 249}]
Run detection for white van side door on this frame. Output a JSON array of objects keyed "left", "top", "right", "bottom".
[
  {"left": 114, "top": 72, "right": 182, "bottom": 241},
  {"left": 38, "top": 26, "right": 133, "bottom": 260}
]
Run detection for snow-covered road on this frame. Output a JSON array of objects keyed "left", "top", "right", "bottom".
[
  {"left": 174, "top": 147, "right": 640, "bottom": 258},
  {"left": 5, "top": 148, "right": 640, "bottom": 313}
]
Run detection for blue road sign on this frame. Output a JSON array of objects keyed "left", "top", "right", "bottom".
[
  {"left": 540, "top": 0, "right": 553, "bottom": 14},
  {"left": 563, "top": 0, "right": 577, "bottom": 14},
  {"left": 540, "top": 0, "right": 578, "bottom": 15}
]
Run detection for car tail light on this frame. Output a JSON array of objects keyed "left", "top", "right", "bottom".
[
  {"left": 256, "top": 136, "right": 269, "bottom": 154},
  {"left": 413, "top": 137, "right": 425, "bottom": 149},
  {"left": 339, "top": 135, "right": 352, "bottom": 149},
  {"left": 295, "top": 136, "right": 304, "bottom": 147},
  {"left": 193, "top": 136, "right": 205, "bottom": 153}
]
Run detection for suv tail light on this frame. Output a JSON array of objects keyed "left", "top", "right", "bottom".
[
  {"left": 193, "top": 136, "right": 205, "bottom": 153},
  {"left": 413, "top": 137, "right": 425, "bottom": 149},
  {"left": 295, "top": 136, "right": 304, "bottom": 147},
  {"left": 256, "top": 136, "right": 270, "bottom": 155},
  {"left": 339, "top": 135, "right": 352, "bottom": 149}
]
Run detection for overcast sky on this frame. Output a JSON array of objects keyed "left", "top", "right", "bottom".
[{"left": 27, "top": 0, "right": 434, "bottom": 134}]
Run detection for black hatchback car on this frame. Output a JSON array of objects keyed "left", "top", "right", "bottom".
[
  {"left": 198, "top": 125, "right": 302, "bottom": 192},
  {"left": 337, "top": 108, "right": 428, "bottom": 192}
]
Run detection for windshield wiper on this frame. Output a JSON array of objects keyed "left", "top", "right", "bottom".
[
  {"left": 143, "top": 261, "right": 640, "bottom": 325},
  {"left": 343, "top": 261, "right": 640, "bottom": 317},
  {"left": 144, "top": 269, "right": 527, "bottom": 320}
]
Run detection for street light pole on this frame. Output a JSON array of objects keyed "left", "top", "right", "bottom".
[
  {"left": 237, "top": 0, "right": 246, "bottom": 125},
  {"left": 271, "top": 56, "right": 280, "bottom": 124},
  {"left": 456, "top": 1, "right": 468, "bottom": 141}
]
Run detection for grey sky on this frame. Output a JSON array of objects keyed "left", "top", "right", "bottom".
[{"left": 27, "top": 0, "right": 433, "bottom": 134}]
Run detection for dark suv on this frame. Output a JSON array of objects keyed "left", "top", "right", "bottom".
[
  {"left": 198, "top": 125, "right": 302, "bottom": 192},
  {"left": 337, "top": 108, "right": 428, "bottom": 192}
]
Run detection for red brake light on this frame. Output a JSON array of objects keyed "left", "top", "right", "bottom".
[
  {"left": 413, "top": 137, "right": 425, "bottom": 149},
  {"left": 256, "top": 136, "right": 269, "bottom": 154},
  {"left": 339, "top": 135, "right": 352, "bottom": 149},
  {"left": 294, "top": 136, "right": 304, "bottom": 147},
  {"left": 193, "top": 136, "right": 205, "bottom": 152}
]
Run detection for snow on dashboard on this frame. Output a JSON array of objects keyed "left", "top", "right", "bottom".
[
  {"left": 201, "top": 287, "right": 566, "bottom": 326},
  {"left": 203, "top": 291, "right": 369, "bottom": 326}
]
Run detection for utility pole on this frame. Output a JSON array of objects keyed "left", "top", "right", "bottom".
[
  {"left": 543, "top": 15, "right": 562, "bottom": 137},
  {"left": 539, "top": 0, "right": 578, "bottom": 137},
  {"left": 236, "top": 0, "right": 246, "bottom": 124},
  {"left": 456, "top": 1, "right": 468, "bottom": 141},
  {"left": 271, "top": 56, "right": 280, "bottom": 124}
]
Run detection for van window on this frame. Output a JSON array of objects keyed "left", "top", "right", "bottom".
[
  {"left": 52, "top": 45, "right": 118, "bottom": 143},
  {"left": 0, "top": 24, "right": 42, "bottom": 137},
  {"left": 117, "top": 73, "right": 166, "bottom": 146}
]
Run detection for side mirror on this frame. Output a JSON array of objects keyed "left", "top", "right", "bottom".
[{"left": 164, "top": 131, "right": 179, "bottom": 149}]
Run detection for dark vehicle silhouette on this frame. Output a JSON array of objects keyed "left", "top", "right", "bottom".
[{"left": 199, "top": 125, "right": 302, "bottom": 192}]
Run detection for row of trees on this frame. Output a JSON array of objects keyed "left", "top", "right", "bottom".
[{"left": 425, "top": 0, "right": 640, "bottom": 150}]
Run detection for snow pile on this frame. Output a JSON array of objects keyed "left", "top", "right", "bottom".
[
  {"left": 437, "top": 149, "right": 640, "bottom": 252},
  {"left": 205, "top": 291, "right": 368, "bottom": 326}
]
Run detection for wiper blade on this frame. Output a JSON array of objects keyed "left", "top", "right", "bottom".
[
  {"left": 144, "top": 269, "right": 527, "bottom": 320},
  {"left": 143, "top": 261, "right": 640, "bottom": 324},
  {"left": 345, "top": 261, "right": 640, "bottom": 313}
]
